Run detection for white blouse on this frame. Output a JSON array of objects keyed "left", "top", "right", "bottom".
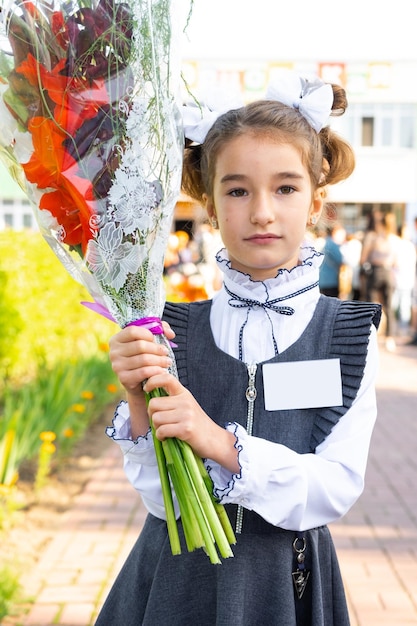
[{"left": 107, "top": 243, "right": 379, "bottom": 532}]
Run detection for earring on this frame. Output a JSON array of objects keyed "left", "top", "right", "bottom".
[
  {"left": 310, "top": 216, "right": 317, "bottom": 226},
  {"left": 211, "top": 217, "right": 218, "bottom": 229}
]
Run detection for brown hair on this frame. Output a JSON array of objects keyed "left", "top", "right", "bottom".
[{"left": 182, "top": 83, "right": 355, "bottom": 206}]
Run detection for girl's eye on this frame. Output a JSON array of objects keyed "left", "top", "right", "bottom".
[
  {"left": 279, "top": 185, "right": 295, "bottom": 195},
  {"left": 228, "top": 188, "right": 247, "bottom": 197}
]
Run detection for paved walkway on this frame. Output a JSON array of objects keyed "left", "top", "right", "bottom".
[{"left": 4, "top": 338, "right": 417, "bottom": 626}]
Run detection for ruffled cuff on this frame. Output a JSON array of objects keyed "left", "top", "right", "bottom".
[
  {"left": 105, "top": 400, "right": 157, "bottom": 465},
  {"left": 205, "top": 422, "right": 247, "bottom": 502}
]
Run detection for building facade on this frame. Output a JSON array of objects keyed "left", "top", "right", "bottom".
[
  {"left": 1, "top": 57, "right": 417, "bottom": 235},
  {"left": 180, "top": 57, "right": 417, "bottom": 234}
]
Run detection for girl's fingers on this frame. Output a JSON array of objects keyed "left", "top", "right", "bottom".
[
  {"left": 112, "top": 357, "right": 173, "bottom": 394},
  {"left": 114, "top": 350, "right": 172, "bottom": 370},
  {"left": 142, "top": 372, "right": 182, "bottom": 396},
  {"left": 161, "top": 320, "right": 176, "bottom": 340},
  {"left": 110, "top": 328, "right": 171, "bottom": 360},
  {"left": 117, "top": 364, "right": 170, "bottom": 389},
  {"left": 111, "top": 325, "right": 154, "bottom": 344},
  {"left": 107, "top": 322, "right": 176, "bottom": 399},
  {"left": 110, "top": 322, "right": 175, "bottom": 352}
]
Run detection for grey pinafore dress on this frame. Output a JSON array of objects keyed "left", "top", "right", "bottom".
[{"left": 95, "top": 296, "right": 381, "bottom": 626}]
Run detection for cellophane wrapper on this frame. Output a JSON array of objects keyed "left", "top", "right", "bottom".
[{"left": 0, "top": 0, "right": 187, "bottom": 327}]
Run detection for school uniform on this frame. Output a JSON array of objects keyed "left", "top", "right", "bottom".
[{"left": 96, "top": 244, "right": 381, "bottom": 626}]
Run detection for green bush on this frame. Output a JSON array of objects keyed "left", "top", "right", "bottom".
[
  {"left": 0, "top": 351, "right": 121, "bottom": 478},
  {"left": 0, "top": 230, "right": 116, "bottom": 386},
  {"left": 0, "top": 229, "right": 122, "bottom": 490},
  {"left": 0, "top": 265, "right": 23, "bottom": 373},
  {"left": 0, "top": 563, "right": 23, "bottom": 621},
  {"left": 0, "top": 230, "right": 126, "bottom": 620}
]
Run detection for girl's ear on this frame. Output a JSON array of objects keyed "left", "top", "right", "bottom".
[
  {"left": 310, "top": 187, "right": 325, "bottom": 223},
  {"left": 203, "top": 194, "right": 216, "bottom": 220}
]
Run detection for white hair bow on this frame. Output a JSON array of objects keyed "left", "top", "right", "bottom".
[
  {"left": 181, "top": 103, "right": 225, "bottom": 145},
  {"left": 182, "top": 70, "right": 334, "bottom": 143},
  {"left": 181, "top": 88, "right": 244, "bottom": 144},
  {"left": 265, "top": 71, "right": 334, "bottom": 133}
]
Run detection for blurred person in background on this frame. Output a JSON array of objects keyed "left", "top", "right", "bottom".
[
  {"left": 406, "top": 216, "right": 417, "bottom": 345},
  {"left": 194, "top": 221, "right": 224, "bottom": 296},
  {"left": 360, "top": 212, "right": 398, "bottom": 351},
  {"left": 164, "top": 230, "right": 209, "bottom": 302},
  {"left": 341, "top": 232, "right": 363, "bottom": 301},
  {"left": 164, "top": 232, "right": 181, "bottom": 275},
  {"left": 391, "top": 224, "right": 416, "bottom": 336},
  {"left": 318, "top": 224, "right": 344, "bottom": 297}
]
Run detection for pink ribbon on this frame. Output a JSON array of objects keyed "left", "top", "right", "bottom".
[
  {"left": 127, "top": 317, "right": 177, "bottom": 347},
  {"left": 81, "top": 301, "right": 176, "bottom": 346},
  {"left": 127, "top": 316, "right": 164, "bottom": 334},
  {"left": 81, "top": 300, "right": 117, "bottom": 322}
]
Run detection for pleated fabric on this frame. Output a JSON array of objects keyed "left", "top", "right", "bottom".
[{"left": 95, "top": 296, "right": 381, "bottom": 626}]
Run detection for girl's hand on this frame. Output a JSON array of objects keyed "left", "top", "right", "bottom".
[
  {"left": 109, "top": 323, "right": 175, "bottom": 439},
  {"left": 109, "top": 322, "right": 175, "bottom": 397},
  {"left": 144, "top": 373, "right": 239, "bottom": 474}
]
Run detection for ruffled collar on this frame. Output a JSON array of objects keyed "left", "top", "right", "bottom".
[{"left": 216, "top": 242, "right": 323, "bottom": 303}]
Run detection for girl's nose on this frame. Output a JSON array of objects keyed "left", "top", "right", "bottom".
[{"left": 250, "top": 193, "right": 275, "bottom": 225}]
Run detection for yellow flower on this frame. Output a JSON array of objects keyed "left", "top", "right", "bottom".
[
  {"left": 63, "top": 428, "right": 74, "bottom": 438},
  {"left": 99, "top": 342, "right": 109, "bottom": 352},
  {"left": 41, "top": 442, "right": 56, "bottom": 455},
  {"left": 40, "top": 431, "right": 56, "bottom": 442},
  {"left": 81, "top": 390, "right": 94, "bottom": 400},
  {"left": 106, "top": 383, "right": 118, "bottom": 393},
  {"left": 71, "top": 403, "right": 86, "bottom": 413}
]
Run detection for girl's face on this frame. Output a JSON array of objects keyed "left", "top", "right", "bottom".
[{"left": 204, "top": 134, "right": 323, "bottom": 281}]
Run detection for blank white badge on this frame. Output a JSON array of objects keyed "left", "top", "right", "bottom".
[{"left": 263, "top": 359, "right": 343, "bottom": 411}]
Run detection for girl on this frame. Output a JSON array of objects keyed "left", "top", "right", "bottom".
[{"left": 95, "top": 72, "right": 381, "bottom": 626}]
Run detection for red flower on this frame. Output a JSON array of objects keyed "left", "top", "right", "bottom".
[
  {"left": 53, "top": 79, "right": 109, "bottom": 137},
  {"left": 16, "top": 54, "right": 68, "bottom": 118},
  {"left": 51, "top": 11, "right": 69, "bottom": 50},
  {"left": 4, "top": 0, "right": 134, "bottom": 252},
  {"left": 16, "top": 54, "right": 108, "bottom": 136},
  {"left": 40, "top": 187, "right": 94, "bottom": 249},
  {"left": 24, "top": 2, "right": 40, "bottom": 18},
  {"left": 22, "top": 117, "right": 97, "bottom": 250}
]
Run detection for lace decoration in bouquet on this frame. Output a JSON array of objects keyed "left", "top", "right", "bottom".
[
  {"left": 1, "top": 0, "right": 183, "bottom": 325},
  {"left": 0, "top": 0, "right": 236, "bottom": 562}
]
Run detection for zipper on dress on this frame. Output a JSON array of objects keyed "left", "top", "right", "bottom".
[{"left": 235, "top": 362, "right": 257, "bottom": 534}]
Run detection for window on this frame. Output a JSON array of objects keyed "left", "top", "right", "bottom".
[
  {"left": 346, "top": 103, "right": 417, "bottom": 149},
  {"left": 23, "top": 214, "right": 33, "bottom": 228},
  {"left": 399, "top": 116, "right": 414, "bottom": 148},
  {"left": 362, "top": 117, "right": 374, "bottom": 146},
  {"left": 4, "top": 214, "right": 14, "bottom": 228},
  {"left": 381, "top": 118, "right": 393, "bottom": 146}
]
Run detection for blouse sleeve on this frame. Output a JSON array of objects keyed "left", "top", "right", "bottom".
[
  {"left": 106, "top": 401, "right": 180, "bottom": 520},
  {"left": 205, "top": 326, "right": 379, "bottom": 531}
]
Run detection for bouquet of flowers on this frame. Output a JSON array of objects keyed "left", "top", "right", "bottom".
[{"left": 0, "top": 0, "right": 235, "bottom": 563}]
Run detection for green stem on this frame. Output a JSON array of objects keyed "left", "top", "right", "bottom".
[
  {"left": 146, "top": 391, "right": 181, "bottom": 556},
  {"left": 162, "top": 437, "right": 204, "bottom": 552},
  {"left": 163, "top": 437, "right": 220, "bottom": 564},
  {"left": 145, "top": 383, "right": 235, "bottom": 563},
  {"left": 178, "top": 440, "right": 234, "bottom": 559},
  {"left": 194, "top": 454, "right": 237, "bottom": 546},
  {"left": 167, "top": 461, "right": 203, "bottom": 552}
]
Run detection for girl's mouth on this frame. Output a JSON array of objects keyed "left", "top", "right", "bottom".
[{"left": 246, "top": 234, "right": 280, "bottom": 242}]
